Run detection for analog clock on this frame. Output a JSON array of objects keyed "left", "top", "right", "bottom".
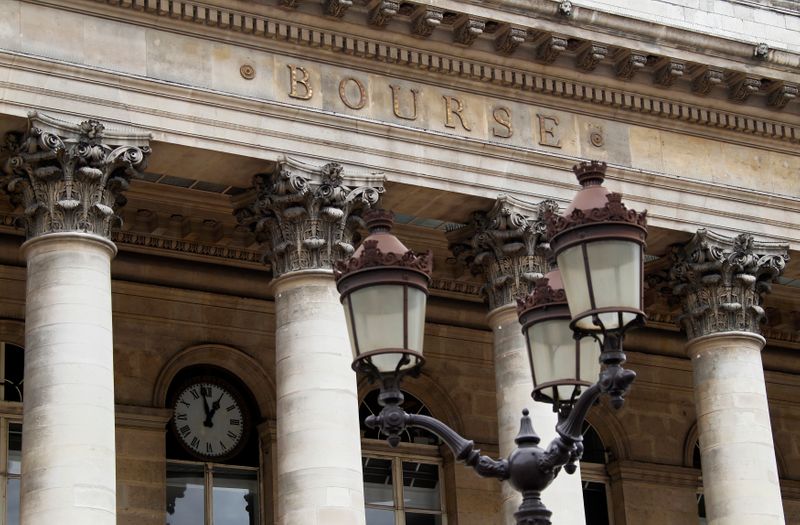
[{"left": 171, "top": 378, "right": 250, "bottom": 461}]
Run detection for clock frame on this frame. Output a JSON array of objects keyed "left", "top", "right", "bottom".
[{"left": 169, "top": 376, "right": 252, "bottom": 462}]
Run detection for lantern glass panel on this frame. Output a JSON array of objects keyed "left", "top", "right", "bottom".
[
  {"left": 579, "top": 337, "right": 601, "bottom": 385},
  {"left": 557, "top": 239, "right": 641, "bottom": 331},
  {"left": 528, "top": 319, "right": 578, "bottom": 402},
  {"left": 346, "top": 284, "right": 424, "bottom": 373},
  {"left": 406, "top": 286, "right": 427, "bottom": 355}
]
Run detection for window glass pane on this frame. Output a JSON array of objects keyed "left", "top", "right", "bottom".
[
  {"left": 3, "top": 343, "right": 24, "bottom": 402},
  {"left": 583, "top": 481, "right": 610, "bottom": 525},
  {"left": 363, "top": 457, "right": 394, "bottom": 507},
  {"left": 166, "top": 463, "right": 205, "bottom": 525},
  {"left": 402, "top": 462, "right": 440, "bottom": 511},
  {"left": 366, "top": 507, "right": 395, "bottom": 525},
  {"left": 212, "top": 467, "right": 259, "bottom": 525},
  {"left": 8, "top": 423, "right": 22, "bottom": 475},
  {"left": 405, "top": 512, "right": 440, "bottom": 525},
  {"left": 6, "top": 477, "right": 20, "bottom": 525}
]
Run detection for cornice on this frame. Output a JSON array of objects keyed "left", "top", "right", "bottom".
[{"left": 62, "top": 0, "right": 798, "bottom": 144}]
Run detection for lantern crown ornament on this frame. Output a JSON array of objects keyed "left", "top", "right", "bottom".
[
  {"left": 546, "top": 161, "right": 648, "bottom": 335},
  {"left": 335, "top": 209, "right": 433, "bottom": 380}
]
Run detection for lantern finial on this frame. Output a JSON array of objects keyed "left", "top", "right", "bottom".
[{"left": 572, "top": 160, "right": 607, "bottom": 187}]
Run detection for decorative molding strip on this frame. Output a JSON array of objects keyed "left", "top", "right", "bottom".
[{"left": 86, "top": 0, "right": 800, "bottom": 144}]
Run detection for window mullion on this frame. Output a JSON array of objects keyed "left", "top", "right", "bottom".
[
  {"left": 205, "top": 463, "right": 213, "bottom": 525},
  {"left": 393, "top": 458, "right": 404, "bottom": 525}
]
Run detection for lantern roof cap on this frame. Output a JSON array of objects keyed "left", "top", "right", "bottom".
[{"left": 334, "top": 209, "right": 433, "bottom": 282}]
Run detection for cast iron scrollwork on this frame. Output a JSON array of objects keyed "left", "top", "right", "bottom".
[{"left": 365, "top": 328, "right": 636, "bottom": 525}]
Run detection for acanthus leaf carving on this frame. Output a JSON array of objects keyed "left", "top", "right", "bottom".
[
  {"left": 324, "top": 0, "right": 353, "bottom": 18},
  {"left": 729, "top": 76, "right": 762, "bottom": 102},
  {"left": 234, "top": 158, "right": 384, "bottom": 277},
  {"left": 537, "top": 36, "right": 568, "bottom": 64},
  {"left": 0, "top": 112, "right": 151, "bottom": 241},
  {"left": 453, "top": 17, "right": 485, "bottom": 46},
  {"left": 654, "top": 60, "right": 685, "bottom": 87},
  {"left": 368, "top": 0, "right": 399, "bottom": 27},
  {"left": 691, "top": 68, "right": 725, "bottom": 95},
  {"left": 614, "top": 52, "right": 647, "bottom": 81},
  {"left": 495, "top": 27, "right": 526, "bottom": 55},
  {"left": 411, "top": 7, "right": 443, "bottom": 37},
  {"left": 767, "top": 83, "right": 798, "bottom": 109},
  {"left": 576, "top": 43, "right": 608, "bottom": 71},
  {"left": 446, "top": 196, "right": 557, "bottom": 310},
  {"left": 667, "top": 229, "right": 789, "bottom": 340}
]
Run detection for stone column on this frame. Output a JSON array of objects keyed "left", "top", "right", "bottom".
[
  {"left": 0, "top": 113, "right": 150, "bottom": 525},
  {"left": 447, "top": 196, "right": 586, "bottom": 525},
  {"left": 236, "top": 158, "right": 383, "bottom": 525},
  {"left": 669, "top": 229, "right": 788, "bottom": 525}
]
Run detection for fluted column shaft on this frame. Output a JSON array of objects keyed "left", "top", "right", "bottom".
[
  {"left": 688, "top": 332, "right": 784, "bottom": 525},
  {"left": 20, "top": 234, "right": 117, "bottom": 525},
  {"left": 488, "top": 305, "right": 586, "bottom": 525}
]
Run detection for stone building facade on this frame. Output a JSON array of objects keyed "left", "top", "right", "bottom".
[{"left": 0, "top": 1, "right": 798, "bottom": 525}]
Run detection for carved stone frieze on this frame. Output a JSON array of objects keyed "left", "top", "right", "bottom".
[
  {"left": 234, "top": 158, "right": 384, "bottom": 277},
  {"left": 453, "top": 17, "right": 485, "bottom": 46},
  {"left": 614, "top": 52, "right": 647, "bottom": 81},
  {"left": 654, "top": 61, "right": 685, "bottom": 87},
  {"left": 0, "top": 112, "right": 151, "bottom": 241},
  {"left": 767, "top": 83, "right": 798, "bottom": 109},
  {"left": 536, "top": 36, "right": 568, "bottom": 64},
  {"left": 368, "top": 0, "right": 399, "bottom": 27},
  {"left": 691, "top": 68, "right": 724, "bottom": 95},
  {"left": 411, "top": 7, "right": 443, "bottom": 37},
  {"left": 668, "top": 229, "right": 789, "bottom": 341},
  {"left": 729, "top": 77, "right": 762, "bottom": 102},
  {"left": 576, "top": 43, "right": 608, "bottom": 71},
  {"left": 495, "top": 27, "right": 526, "bottom": 55},
  {"left": 446, "top": 195, "right": 558, "bottom": 311},
  {"left": 324, "top": 0, "right": 353, "bottom": 18}
]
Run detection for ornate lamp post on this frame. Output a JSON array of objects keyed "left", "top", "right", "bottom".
[{"left": 335, "top": 161, "right": 647, "bottom": 525}]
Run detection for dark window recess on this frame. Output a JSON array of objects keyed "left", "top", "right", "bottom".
[
  {"left": 360, "top": 390, "right": 440, "bottom": 445},
  {"left": 583, "top": 481, "right": 610, "bottom": 525},
  {"left": 3, "top": 343, "right": 24, "bottom": 402},
  {"left": 581, "top": 421, "right": 606, "bottom": 464}
]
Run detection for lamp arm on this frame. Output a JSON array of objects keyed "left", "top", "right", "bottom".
[
  {"left": 407, "top": 413, "right": 510, "bottom": 480},
  {"left": 365, "top": 407, "right": 509, "bottom": 481}
]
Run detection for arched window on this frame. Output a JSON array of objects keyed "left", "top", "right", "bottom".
[
  {"left": 360, "top": 389, "right": 446, "bottom": 525},
  {"left": 0, "top": 341, "right": 23, "bottom": 525},
  {"left": 580, "top": 421, "right": 612, "bottom": 525},
  {"left": 165, "top": 365, "right": 262, "bottom": 525}
]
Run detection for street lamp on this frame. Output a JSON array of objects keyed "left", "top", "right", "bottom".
[{"left": 335, "top": 161, "right": 647, "bottom": 525}]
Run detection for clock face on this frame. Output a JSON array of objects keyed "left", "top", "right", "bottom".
[{"left": 172, "top": 380, "right": 247, "bottom": 460}]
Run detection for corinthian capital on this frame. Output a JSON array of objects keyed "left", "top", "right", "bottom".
[
  {"left": 0, "top": 112, "right": 151, "bottom": 241},
  {"left": 234, "top": 158, "right": 384, "bottom": 277},
  {"left": 446, "top": 195, "right": 557, "bottom": 311},
  {"left": 668, "top": 229, "right": 789, "bottom": 341}
]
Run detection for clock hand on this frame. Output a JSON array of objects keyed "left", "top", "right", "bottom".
[{"left": 205, "top": 392, "right": 226, "bottom": 426}]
